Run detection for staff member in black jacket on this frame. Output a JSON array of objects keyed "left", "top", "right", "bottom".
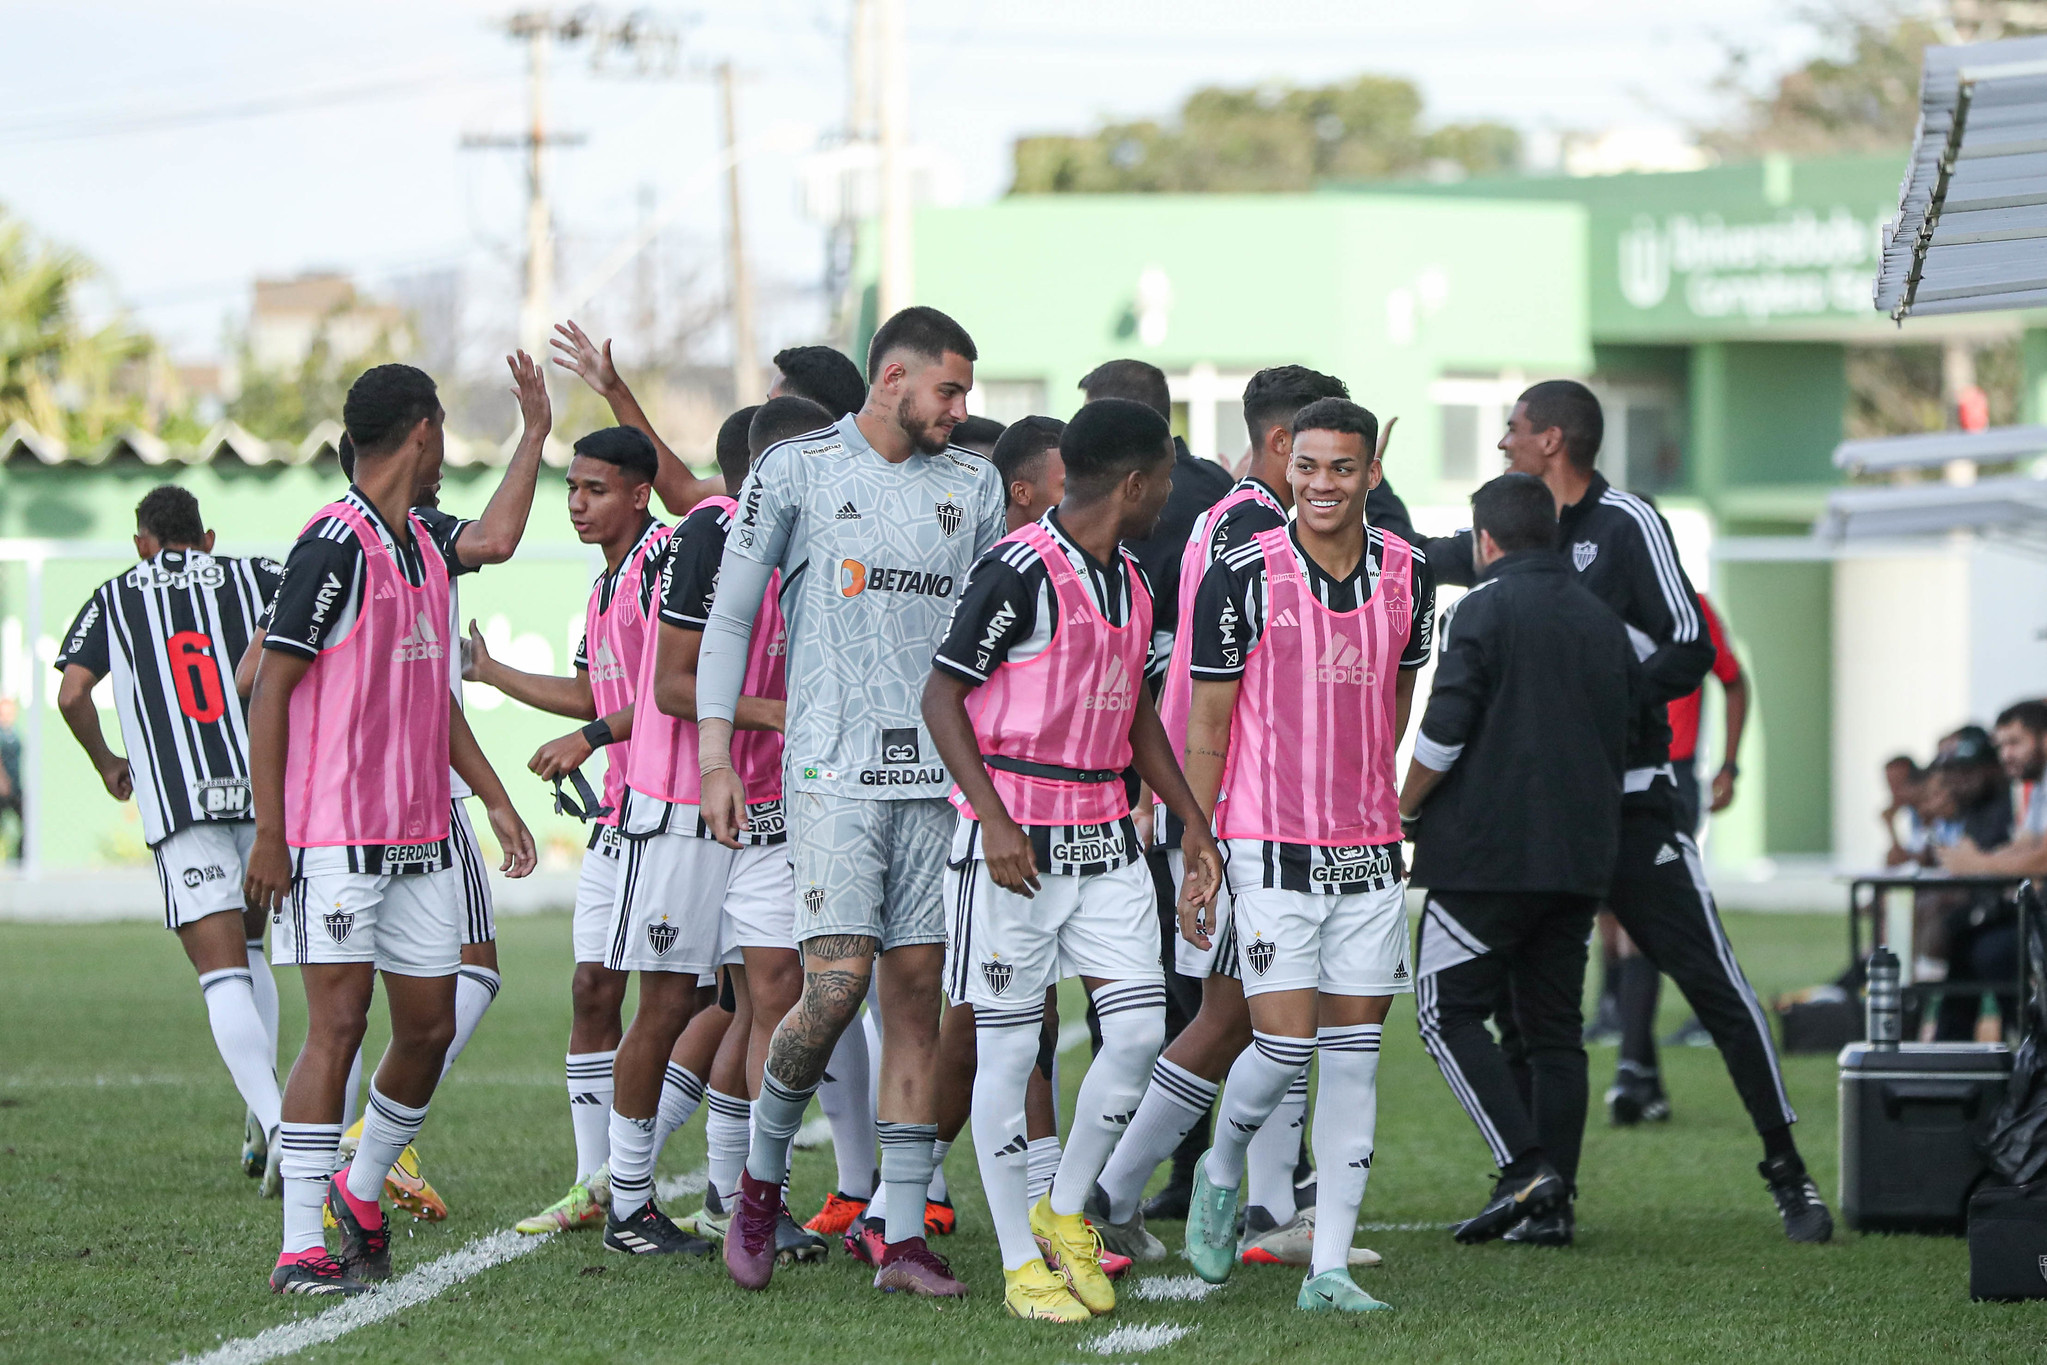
[
  {"left": 1424, "top": 381, "right": 1831, "bottom": 1244},
  {"left": 1401, "top": 473, "right": 1635, "bottom": 1247}
]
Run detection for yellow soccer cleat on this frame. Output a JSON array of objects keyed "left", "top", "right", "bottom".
[
  {"left": 383, "top": 1143, "right": 448, "bottom": 1222},
  {"left": 1029, "top": 1196, "right": 1115, "bottom": 1316},
  {"left": 1003, "top": 1258, "right": 1092, "bottom": 1323}
]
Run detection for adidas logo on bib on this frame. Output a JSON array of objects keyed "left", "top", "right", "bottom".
[
  {"left": 392, "top": 610, "right": 445, "bottom": 663},
  {"left": 1272, "top": 608, "right": 1298, "bottom": 628},
  {"left": 590, "top": 638, "right": 627, "bottom": 683},
  {"left": 1082, "top": 653, "right": 1135, "bottom": 711},
  {"left": 373, "top": 581, "right": 398, "bottom": 601},
  {"left": 1314, "top": 634, "right": 1373, "bottom": 685}
]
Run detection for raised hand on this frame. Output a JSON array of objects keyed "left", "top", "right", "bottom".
[
  {"left": 550, "top": 319, "right": 619, "bottom": 398},
  {"left": 507, "top": 349, "right": 551, "bottom": 437}
]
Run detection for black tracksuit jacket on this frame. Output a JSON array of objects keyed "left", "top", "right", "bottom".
[
  {"left": 1424, "top": 472, "right": 1714, "bottom": 791},
  {"left": 1407, "top": 552, "right": 1639, "bottom": 898}
]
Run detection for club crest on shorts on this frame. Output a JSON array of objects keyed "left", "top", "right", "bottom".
[
  {"left": 323, "top": 906, "right": 355, "bottom": 944},
  {"left": 935, "top": 497, "right": 962, "bottom": 538},
  {"left": 982, "top": 954, "right": 1013, "bottom": 996},
  {"left": 803, "top": 886, "right": 825, "bottom": 917},
  {"left": 1572, "top": 540, "right": 1598, "bottom": 572},
  {"left": 647, "top": 915, "right": 678, "bottom": 956},
  {"left": 1246, "top": 935, "right": 1276, "bottom": 976}
]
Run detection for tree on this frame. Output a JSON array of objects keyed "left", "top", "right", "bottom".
[
  {"left": 1010, "top": 74, "right": 1520, "bottom": 194},
  {"left": 0, "top": 208, "right": 155, "bottom": 446}
]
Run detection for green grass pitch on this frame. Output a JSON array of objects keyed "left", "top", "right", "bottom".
[{"left": 3, "top": 910, "right": 2042, "bottom": 1363}]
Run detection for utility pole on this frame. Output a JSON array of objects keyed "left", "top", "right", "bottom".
[
  {"left": 877, "top": 0, "right": 912, "bottom": 318},
  {"left": 719, "top": 62, "right": 761, "bottom": 407}
]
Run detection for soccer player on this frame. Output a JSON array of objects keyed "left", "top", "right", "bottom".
[
  {"left": 460, "top": 424, "right": 674, "bottom": 1235},
  {"left": 55, "top": 486, "right": 286, "bottom": 1189},
  {"left": 1174, "top": 398, "right": 1429, "bottom": 1314},
  {"left": 1090, "top": 366, "right": 1350, "bottom": 1259},
  {"left": 1400, "top": 472, "right": 1635, "bottom": 1252},
  {"left": 771, "top": 343, "right": 868, "bottom": 418},
  {"left": 1423, "top": 380, "right": 1832, "bottom": 1243},
  {"left": 695, "top": 305, "right": 1006, "bottom": 1298},
  {"left": 246, "top": 363, "right": 538, "bottom": 1295},
  {"left": 992, "top": 417, "right": 1066, "bottom": 528},
  {"left": 596, "top": 396, "right": 813, "bottom": 1258},
  {"left": 924, "top": 398, "right": 1222, "bottom": 1320},
  {"left": 951, "top": 414, "right": 1006, "bottom": 459}
]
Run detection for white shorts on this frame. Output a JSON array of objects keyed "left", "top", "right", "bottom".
[
  {"left": 1225, "top": 847, "right": 1412, "bottom": 998},
  {"left": 153, "top": 822, "right": 256, "bottom": 931},
  {"left": 607, "top": 829, "right": 732, "bottom": 974},
  {"left": 450, "top": 799, "right": 496, "bottom": 946},
  {"left": 277, "top": 861, "right": 463, "bottom": 976},
  {"left": 944, "top": 831, "right": 1161, "bottom": 1010},
  {"left": 573, "top": 826, "right": 626, "bottom": 964},
  {"left": 1167, "top": 847, "right": 1239, "bottom": 981},
  {"left": 720, "top": 844, "right": 796, "bottom": 966}
]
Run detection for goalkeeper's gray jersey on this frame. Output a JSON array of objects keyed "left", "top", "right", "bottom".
[{"left": 726, "top": 413, "right": 1005, "bottom": 801}]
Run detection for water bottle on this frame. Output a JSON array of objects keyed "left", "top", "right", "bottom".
[{"left": 1866, "top": 946, "right": 1902, "bottom": 1050}]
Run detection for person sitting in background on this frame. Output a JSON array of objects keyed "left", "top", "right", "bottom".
[
  {"left": 1883, "top": 756, "right": 1931, "bottom": 868},
  {"left": 1940, "top": 701, "right": 2047, "bottom": 877},
  {"left": 1924, "top": 726, "right": 2017, "bottom": 1039}
]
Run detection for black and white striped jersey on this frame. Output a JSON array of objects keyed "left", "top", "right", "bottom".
[{"left": 56, "top": 549, "right": 282, "bottom": 845}]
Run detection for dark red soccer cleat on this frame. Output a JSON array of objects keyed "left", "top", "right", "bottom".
[
  {"left": 872, "top": 1235, "right": 969, "bottom": 1298},
  {"left": 723, "top": 1171, "right": 781, "bottom": 1291}
]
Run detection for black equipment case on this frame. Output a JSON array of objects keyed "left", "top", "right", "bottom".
[
  {"left": 1969, "top": 1182, "right": 2047, "bottom": 1300},
  {"left": 1839, "top": 1041, "right": 2011, "bottom": 1233}
]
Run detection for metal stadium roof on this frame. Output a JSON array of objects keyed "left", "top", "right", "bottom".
[{"left": 1876, "top": 35, "right": 2047, "bottom": 321}]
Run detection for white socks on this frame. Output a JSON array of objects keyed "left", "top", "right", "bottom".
[
  {"left": 927, "top": 1138, "right": 952, "bottom": 1203},
  {"left": 970, "top": 1005, "right": 1044, "bottom": 1269},
  {"left": 566, "top": 1051, "right": 615, "bottom": 1183},
  {"left": 340, "top": 1048, "right": 365, "bottom": 1132},
  {"left": 705, "top": 1089, "right": 753, "bottom": 1201},
  {"left": 1025, "top": 1136, "right": 1062, "bottom": 1204},
  {"left": 1248, "top": 1071, "right": 1309, "bottom": 1222},
  {"left": 1098, "top": 1056, "right": 1218, "bottom": 1223},
  {"left": 198, "top": 968, "right": 282, "bottom": 1137},
  {"left": 652, "top": 1063, "right": 707, "bottom": 1160},
  {"left": 816, "top": 1022, "right": 876, "bottom": 1199},
  {"left": 277, "top": 1122, "right": 341, "bottom": 1254},
  {"left": 1309, "top": 1026, "right": 1381, "bottom": 1276},
  {"left": 1051, "top": 982, "right": 1165, "bottom": 1217},
  {"left": 245, "top": 938, "right": 280, "bottom": 1059},
  {"left": 346, "top": 1084, "right": 428, "bottom": 1204},
  {"left": 440, "top": 966, "right": 500, "bottom": 1080},
  {"left": 876, "top": 1120, "right": 938, "bottom": 1246},
  {"left": 607, "top": 1110, "right": 657, "bottom": 1219},
  {"left": 745, "top": 1071, "right": 817, "bottom": 1187},
  {"left": 1205, "top": 1032, "right": 1313, "bottom": 1189}
]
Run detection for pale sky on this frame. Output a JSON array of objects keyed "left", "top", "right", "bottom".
[{"left": 0, "top": 0, "right": 1833, "bottom": 361}]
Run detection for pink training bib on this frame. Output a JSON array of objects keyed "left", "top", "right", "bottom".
[
  {"left": 1215, "top": 527, "right": 1411, "bottom": 847},
  {"left": 953, "top": 521, "right": 1152, "bottom": 827},
  {"left": 583, "top": 522, "right": 673, "bottom": 826},
  {"left": 284, "top": 500, "right": 452, "bottom": 849},
  {"left": 1156, "top": 482, "right": 1282, "bottom": 776}
]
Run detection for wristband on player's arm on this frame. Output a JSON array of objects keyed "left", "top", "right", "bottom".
[{"left": 581, "top": 718, "right": 614, "bottom": 749}]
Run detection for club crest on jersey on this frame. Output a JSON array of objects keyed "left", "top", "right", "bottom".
[
  {"left": 935, "top": 497, "right": 963, "bottom": 538},
  {"left": 982, "top": 955, "right": 1013, "bottom": 996},
  {"left": 803, "top": 886, "right": 825, "bottom": 917},
  {"left": 324, "top": 906, "right": 356, "bottom": 944},
  {"left": 1572, "top": 540, "right": 1598, "bottom": 572},
  {"left": 647, "top": 916, "right": 678, "bottom": 956},
  {"left": 1246, "top": 935, "right": 1276, "bottom": 976}
]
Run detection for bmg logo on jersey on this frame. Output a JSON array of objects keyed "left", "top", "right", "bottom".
[
  {"left": 839, "top": 559, "right": 954, "bottom": 599},
  {"left": 391, "top": 610, "right": 445, "bottom": 663},
  {"left": 880, "top": 728, "right": 921, "bottom": 764}
]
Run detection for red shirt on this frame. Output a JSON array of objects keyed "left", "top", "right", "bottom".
[{"left": 1667, "top": 594, "right": 1737, "bottom": 763}]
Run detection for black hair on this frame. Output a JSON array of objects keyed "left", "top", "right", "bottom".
[
  {"left": 1059, "top": 398, "right": 1171, "bottom": 496},
  {"left": 135, "top": 484, "right": 204, "bottom": 546},
  {"left": 866, "top": 305, "right": 977, "bottom": 380},
  {"left": 993, "top": 415, "right": 1065, "bottom": 485},
  {"left": 952, "top": 415, "right": 1006, "bottom": 456},
  {"left": 1291, "top": 396, "right": 1379, "bottom": 452},
  {"left": 1518, "top": 379, "right": 1604, "bottom": 471},
  {"left": 337, "top": 431, "right": 356, "bottom": 480},
  {"left": 1242, "top": 365, "right": 1347, "bottom": 450},
  {"left": 716, "top": 405, "right": 762, "bottom": 492},
  {"left": 343, "top": 363, "right": 439, "bottom": 456},
  {"left": 1471, "top": 472, "right": 1557, "bottom": 554},
  {"left": 1996, "top": 699, "right": 2047, "bottom": 735},
  {"left": 749, "top": 395, "right": 834, "bottom": 461},
  {"left": 571, "top": 426, "right": 658, "bottom": 484},
  {"left": 1079, "top": 358, "right": 1171, "bottom": 419},
  {"left": 772, "top": 345, "right": 866, "bottom": 418}
]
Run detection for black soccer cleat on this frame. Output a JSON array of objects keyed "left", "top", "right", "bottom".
[
  {"left": 604, "top": 1200, "right": 715, "bottom": 1256},
  {"left": 1502, "top": 1202, "right": 1575, "bottom": 1247},
  {"left": 325, "top": 1174, "right": 391, "bottom": 1281},
  {"left": 1605, "top": 1077, "right": 1671, "bottom": 1126},
  {"left": 774, "top": 1209, "right": 829, "bottom": 1265},
  {"left": 1760, "top": 1155, "right": 1833, "bottom": 1244},
  {"left": 270, "top": 1250, "right": 373, "bottom": 1296},
  {"left": 1142, "top": 1176, "right": 1193, "bottom": 1222},
  {"left": 1453, "top": 1166, "right": 1566, "bottom": 1244}
]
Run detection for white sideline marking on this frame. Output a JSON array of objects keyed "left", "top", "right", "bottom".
[
  {"left": 1131, "top": 1275, "right": 1220, "bottom": 1303},
  {"left": 654, "top": 1166, "right": 708, "bottom": 1204},
  {"left": 1086, "top": 1323, "right": 1195, "bottom": 1354},
  {"left": 793, "top": 1114, "right": 836, "bottom": 1150},
  {"left": 1357, "top": 1221, "right": 1454, "bottom": 1231},
  {"left": 173, "top": 1230, "right": 547, "bottom": 1365}
]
